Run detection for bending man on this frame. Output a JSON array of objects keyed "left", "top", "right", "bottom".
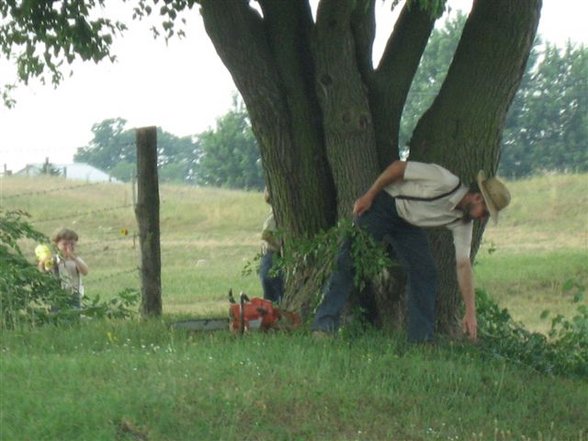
[{"left": 311, "top": 160, "right": 510, "bottom": 342}]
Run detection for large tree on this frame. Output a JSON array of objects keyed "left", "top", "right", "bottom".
[
  {"left": 399, "top": 14, "right": 587, "bottom": 179},
  {"left": 197, "top": 0, "right": 541, "bottom": 335},
  {"left": 2, "top": 0, "right": 541, "bottom": 337}
]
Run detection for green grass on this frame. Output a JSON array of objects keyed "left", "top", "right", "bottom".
[
  {"left": 476, "top": 250, "right": 587, "bottom": 333},
  {"left": 1, "top": 173, "right": 587, "bottom": 440},
  {"left": 1, "top": 320, "right": 587, "bottom": 441}
]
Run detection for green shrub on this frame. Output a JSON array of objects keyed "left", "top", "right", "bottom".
[{"left": 477, "top": 286, "right": 587, "bottom": 378}]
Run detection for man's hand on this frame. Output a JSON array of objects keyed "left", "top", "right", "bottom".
[
  {"left": 462, "top": 310, "right": 478, "bottom": 341},
  {"left": 353, "top": 193, "right": 374, "bottom": 217},
  {"left": 353, "top": 160, "right": 407, "bottom": 218}
]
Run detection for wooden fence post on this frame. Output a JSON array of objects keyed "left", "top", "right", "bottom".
[{"left": 135, "top": 126, "right": 162, "bottom": 317}]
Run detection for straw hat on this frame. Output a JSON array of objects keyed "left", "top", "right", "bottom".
[{"left": 477, "top": 171, "right": 511, "bottom": 224}]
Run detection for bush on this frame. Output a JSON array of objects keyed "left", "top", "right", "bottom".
[{"left": 477, "top": 286, "right": 587, "bottom": 378}]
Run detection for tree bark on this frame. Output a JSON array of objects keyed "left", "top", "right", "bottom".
[
  {"left": 313, "top": 0, "right": 380, "bottom": 216},
  {"left": 369, "top": 1, "right": 437, "bottom": 169},
  {"left": 200, "top": 0, "right": 336, "bottom": 238}
]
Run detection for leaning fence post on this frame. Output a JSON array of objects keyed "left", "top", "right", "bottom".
[{"left": 135, "top": 126, "right": 162, "bottom": 317}]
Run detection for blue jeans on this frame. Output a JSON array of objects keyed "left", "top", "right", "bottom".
[
  {"left": 260, "top": 250, "right": 284, "bottom": 303},
  {"left": 311, "top": 192, "right": 438, "bottom": 342}
]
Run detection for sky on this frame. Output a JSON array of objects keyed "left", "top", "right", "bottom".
[{"left": 0, "top": 0, "right": 586, "bottom": 173}]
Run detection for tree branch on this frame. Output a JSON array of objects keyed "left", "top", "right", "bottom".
[
  {"left": 409, "top": 0, "right": 541, "bottom": 174},
  {"left": 369, "top": 1, "right": 436, "bottom": 169},
  {"left": 351, "top": 0, "right": 376, "bottom": 81}
]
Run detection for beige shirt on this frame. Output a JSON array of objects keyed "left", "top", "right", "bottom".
[
  {"left": 261, "top": 212, "right": 281, "bottom": 253},
  {"left": 383, "top": 162, "right": 473, "bottom": 261},
  {"left": 56, "top": 256, "right": 85, "bottom": 296}
]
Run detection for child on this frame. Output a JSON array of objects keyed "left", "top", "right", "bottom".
[{"left": 39, "top": 228, "right": 89, "bottom": 308}]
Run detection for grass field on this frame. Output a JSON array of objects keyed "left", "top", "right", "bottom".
[{"left": 1, "top": 173, "right": 587, "bottom": 440}]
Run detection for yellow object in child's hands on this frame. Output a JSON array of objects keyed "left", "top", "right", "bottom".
[{"left": 35, "top": 244, "right": 54, "bottom": 270}]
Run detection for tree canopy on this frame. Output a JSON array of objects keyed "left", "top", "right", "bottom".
[
  {"left": 72, "top": 12, "right": 586, "bottom": 186},
  {"left": 0, "top": 0, "right": 125, "bottom": 106},
  {"left": 196, "top": 96, "right": 264, "bottom": 190},
  {"left": 74, "top": 117, "right": 200, "bottom": 183},
  {"left": 501, "top": 42, "right": 588, "bottom": 178}
]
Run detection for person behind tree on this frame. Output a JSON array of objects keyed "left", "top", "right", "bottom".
[
  {"left": 38, "top": 228, "right": 89, "bottom": 308},
  {"left": 260, "top": 188, "right": 284, "bottom": 303},
  {"left": 311, "top": 160, "right": 511, "bottom": 343}
]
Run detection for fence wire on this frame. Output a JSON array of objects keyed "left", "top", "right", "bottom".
[
  {"left": 31, "top": 204, "right": 133, "bottom": 224},
  {"left": 1, "top": 181, "right": 102, "bottom": 200}
]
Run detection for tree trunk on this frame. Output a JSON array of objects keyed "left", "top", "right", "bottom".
[
  {"left": 199, "top": 0, "right": 541, "bottom": 337},
  {"left": 409, "top": 0, "right": 541, "bottom": 335},
  {"left": 200, "top": 0, "right": 336, "bottom": 238}
]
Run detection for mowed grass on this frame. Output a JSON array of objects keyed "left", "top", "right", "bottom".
[
  {"left": 1, "top": 321, "right": 587, "bottom": 441},
  {"left": 1, "top": 173, "right": 587, "bottom": 440}
]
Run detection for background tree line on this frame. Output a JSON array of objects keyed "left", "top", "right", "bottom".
[
  {"left": 75, "top": 14, "right": 587, "bottom": 186},
  {"left": 74, "top": 95, "right": 265, "bottom": 189},
  {"left": 402, "top": 13, "right": 587, "bottom": 179}
]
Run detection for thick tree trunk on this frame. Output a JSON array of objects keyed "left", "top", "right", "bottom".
[
  {"left": 200, "top": 0, "right": 336, "bottom": 238},
  {"left": 409, "top": 0, "right": 541, "bottom": 335},
  {"left": 312, "top": 0, "right": 380, "bottom": 216}
]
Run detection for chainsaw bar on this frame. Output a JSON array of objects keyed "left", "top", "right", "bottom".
[{"left": 170, "top": 318, "right": 229, "bottom": 332}]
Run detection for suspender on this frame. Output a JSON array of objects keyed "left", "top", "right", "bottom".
[{"left": 394, "top": 180, "right": 462, "bottom": 202}]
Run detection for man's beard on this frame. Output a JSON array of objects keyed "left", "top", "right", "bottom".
[{"left": 461, "top": 202, "right": 474, "bottom": 223}]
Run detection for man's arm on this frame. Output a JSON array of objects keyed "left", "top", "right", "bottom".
[
  {"left": 456, "top": 258, "right": 477, "bottom": 341},
  {"left": 353, "top": 160, "right": 407, "bottom": 216}
]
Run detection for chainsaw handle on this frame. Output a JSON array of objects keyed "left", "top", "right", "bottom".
[{"left": 239, "top": 292, "right": 249, "bottom": 335}]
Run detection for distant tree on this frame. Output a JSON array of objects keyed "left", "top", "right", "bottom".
[
  {"left": 75, "top": 118, "right": 135, "bottom": 173},
  {"left": 196, "top": 96, "right": 264, "bottom": 190},
  {"left": 500, "top": 42, "right": 588, "bottom": 178},
  {"left": 157, "top": 131, "right": 201, "bottom": 184},
  {"left": 74, "top": 118, "right": 200, "bottom": 183},
  {"left": 40, "top": 159, "right": 62, "bottom": 176}
]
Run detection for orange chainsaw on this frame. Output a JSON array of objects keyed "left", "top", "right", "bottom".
[
  {"left": 229, "top": 290, "right": 278, "bottom": 334},
  {"left": 170, "top": 289, "right": 300, "bottom": 333}
]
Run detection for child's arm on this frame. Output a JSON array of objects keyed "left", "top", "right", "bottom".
[{"left": 73, "top": 256, "right": 89, "bottom": 276}]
